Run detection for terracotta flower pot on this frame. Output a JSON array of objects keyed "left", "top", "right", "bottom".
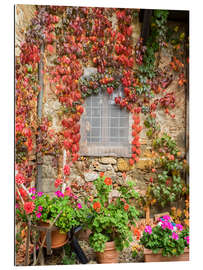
[
  {"left": 144, "top": 247, "right": 189, "bottom": 262},
  {"left": 96, "top": 241, "right": 119, "bottom": 264},
  {"left": 76, "top": 228, "right": 92, "bottom": 241},
  {"left": 39, "top": 222, "right": 68, "bottom": 249}
]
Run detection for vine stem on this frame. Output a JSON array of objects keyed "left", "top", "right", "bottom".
[{"left": 16, "top": 186, "right": 25, "bottom": 205}]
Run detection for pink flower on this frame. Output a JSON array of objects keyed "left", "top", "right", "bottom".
[
  {"left": 36, "top": 212, "right": 42, "bottom": 218},
  {"left": 145, "top": 226, "right": 152, "bottom": 234},
  {"left": 167, "top": 222, "right": 174, "bottom": 230},
  {"left": 184, "top": 236, "right": 189, "bottom": 245},
  {"left": 37, "top": 192, "right": 43, "bottom": 197},
  {"left": 172, "top": 232, "right": 179, "bottom": 240},
  {"left": 29, "top": 187, "right": 36, "bottom": 194},
  {"left": 77, "top": 203, "right": 82, "bottom": 209},
  {"left": 176, "top": 224, "right": 183, "bottom": 231},
  {"left": 162, "top": 215, "right": 171, "bottom": 221},
  {"left": 32, "top": 196, "right": 36, "bottom": 200},
  {"left": 38, "top": 206, "right": 43, "bottom": 212},
  {"left": 55, "top": 190, "right": 64, "bottom": 198}
]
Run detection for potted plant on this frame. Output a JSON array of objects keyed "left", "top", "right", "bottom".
[
  {"left": 16, "top": 186, "right": 87, "bottom": 248},
  {"left": 140, "top": 215, "right": 189, "bottom": 262},
  {"left": 84, "top": 175, "right": 140, "bottom": 264}
]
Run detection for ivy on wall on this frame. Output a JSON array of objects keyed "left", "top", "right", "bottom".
[{"left": 15, "top": 5, "right": 188, "bottom": 208}]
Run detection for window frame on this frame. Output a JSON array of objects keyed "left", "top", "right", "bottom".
[{"left": 79, "top": 85, "right": 132, "bottom": 157}]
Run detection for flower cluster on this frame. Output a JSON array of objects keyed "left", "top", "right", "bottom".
[{"left": 140, "top": 215, "right": 189, "bottom": 257}]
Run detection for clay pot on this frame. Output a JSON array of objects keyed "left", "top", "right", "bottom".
[
  {"left": 144, "top": 247, "right": 189, "bottom": 262},
  {"left": 76, "top": 228, "right": 92, "bottom": 241},
  {"left": 97, "top": 241, "right": 119, "bottom": 264},
  {"left": 39, "top": 222, "right": 68, "bottom": 249}
]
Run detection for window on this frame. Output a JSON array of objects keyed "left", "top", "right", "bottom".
[{"left": 80, "top": 85, "right": 132, "bottom": 157}]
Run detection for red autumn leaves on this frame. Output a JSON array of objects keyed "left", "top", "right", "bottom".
[{"left": 130, "top": 108, "right": 142, "bottom": 166}]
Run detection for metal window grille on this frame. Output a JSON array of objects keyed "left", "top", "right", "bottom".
[{"left": 80, "top": 86, "right": 131, "bottom": 157}]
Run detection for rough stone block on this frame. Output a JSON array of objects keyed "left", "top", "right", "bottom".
[
  {"left": 42, "top": 165, "right": 57, "bottom": 179},
  {"left": 100, "top": 157, "right": 117, "bottom": 165},
  {"left": 117, "top": 158, "right": 130, "bottom": 172},
  {"left": 95, "top": 164, "right": 114, "bottom": 172},
  {"left": 84, "top": 172, "right": 99, "bottom": 182},
  {"left": 41, "top": 178, "right": 56, "bottom": 193},
  {"left": 135, "top": 159, "right": 154, "bottom": 170}
]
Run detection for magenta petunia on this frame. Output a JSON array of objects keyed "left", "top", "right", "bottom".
[
  {"left": 36, "top": 212, "right": 42, "bottom": 218},
  {"left": 162, "top": 215, "right": 171, "bottom": 221},
  {"left": 184, "top": 236, "right": 189, "bottom": 245},
  {"left": 37, "top": 192, "right": 43, "bottom": 197},
  {"left": 77, "top": 203, "right": 82, "bottom": 209},
  {"left": 32, "top": 196, "right": 36, "bottom": 200},
  {"left": 144, "top": 225, "right": 152, "bottom": 234},
  {"left": 172, "top": 232, "right": 179, "bottom": 240},
  {"left": 176, "top": 224, "right": 183, "bottom": 231},
  {"left": 38, "top": 206, "right": 43, "bottom": 212},
  {"left": 55, "top": 190, "right": 64, "bottom": 198},
  {"left": 29, "top": 187, "right": 36, "bottom": 194}
]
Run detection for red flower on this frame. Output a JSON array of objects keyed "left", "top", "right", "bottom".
[
  {"left": 15, "top": 173, "right": 26, "bottom": 185},
  {"left": 93, "top": 201, "right": 101, "bottom": 212},
  {"left": 64, "top": 165, "right": 70, "bottom": 176},
  {"left": 24, "top": 201, "right": 35, "bottom": 214},
  {"left": 124, "top": 204, "right": 129, "bottom": 211},
  {"left": 149, "top": 177, "right": 154, "bottom": 183},
  {"left": 100, "top": 172, "right": 104, "bottom": 177},
  {"left": 133, "top": 228, "right": 141, "bottom": 240},
  {"left": 16, "top": 188, "right": 28, "bottom": 201},
  {"left": 54, "top": 178, "right": 63, "bottom": 188},
  {"left": 104, "top": 177, "right": 112, "bottom": 185}
]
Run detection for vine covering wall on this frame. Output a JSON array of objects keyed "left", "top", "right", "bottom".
[{"left": 15, "top": 5, "right": 189, "bottom": 213}]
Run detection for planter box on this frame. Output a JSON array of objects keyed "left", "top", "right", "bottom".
[{"left": 144, "top": 247, "right": 189, "bottom": 262}]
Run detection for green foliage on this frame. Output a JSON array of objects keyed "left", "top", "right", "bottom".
[
  {"left": 148, "top": 134, "right": 186, "bottom": 207},
  {"left": 86, "top": 176, "right": 140, "bottom": 252},
  {"left": 153, "top": 133, "right": 179, "bottom": 156},
  {"left": 50, "top": 196, "right": 80, "bottom": 232},
  {"left": 144, "top": 115, "right": 160, "bottom": 138},
  {"left": 62, "top": 244, "right": 77, "bottom": 265}
]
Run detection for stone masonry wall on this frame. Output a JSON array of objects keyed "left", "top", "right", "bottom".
[{"left": 15, "top": 6, "right": 187, "bottom": 200}]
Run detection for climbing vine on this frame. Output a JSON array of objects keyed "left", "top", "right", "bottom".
[{"left": 15, "top": 6, "right": 188, "bottom": 209}]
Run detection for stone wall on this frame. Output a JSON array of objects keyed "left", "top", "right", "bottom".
[{"left": 15, "top": 6, "right": 187, "bottom": 200}]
